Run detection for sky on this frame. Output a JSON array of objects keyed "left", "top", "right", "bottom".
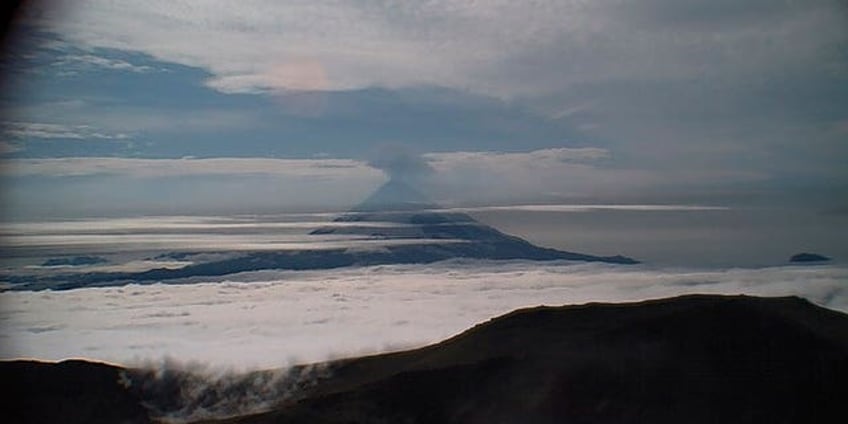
[{"left": 0, "top": 0, "right": 846, "bottom": 218}]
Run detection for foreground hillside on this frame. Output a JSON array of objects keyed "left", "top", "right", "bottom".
[{"left": 4, "top": 294, "right": 847, "bottom": 423}]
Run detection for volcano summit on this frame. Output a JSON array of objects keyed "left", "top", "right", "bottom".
[
  {"left": 310, "top": 179, "right": 636, "bottom": 264},
  {"left": 5, "top": 180, "right": 636, "bottom": 290}
]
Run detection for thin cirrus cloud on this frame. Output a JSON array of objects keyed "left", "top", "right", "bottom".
[
  {"left": 0, "top": 156, "right": 379, "bottom": 178},
  {"left": 424, "top": 147, "right": 610, "bottom": 170},
  {"left": 0, "top": 216, "right": 407, "bottom": 235},
  {"left": 1, "top": 233, "right": 468, "bottom": 254},
  {"left": 1, "top": 147, "right": 609, "bottom": 179},
  {"left": 437, "top": 204, "right": 729, "bottom": 213},
  {"left": 1, "top": 121, "right": 131, "bottom": 141},
  {"left": 52, "top": 54, "right": 156, "bottom": 75},
  {"left": 0, "top": 147, "right": 768, "bottom": 214}
]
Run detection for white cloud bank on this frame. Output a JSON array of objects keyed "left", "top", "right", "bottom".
[{"left": 2, "top": 261, "right": 846, "bottom": 370}]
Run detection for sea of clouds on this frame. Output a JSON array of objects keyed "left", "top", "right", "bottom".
[{"left": 2, "top": 260, "right": 846, "bottom": 370}]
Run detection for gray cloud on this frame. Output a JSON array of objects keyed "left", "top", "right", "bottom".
[
  {"left": 367, "top": 145, "right": 434, "bottom": 182},
  {"left": 8, "top": 1, "right": 847, "bottom": 207},
  {"left": 24, "top": 1, "right": 845, "bottom": 96}
]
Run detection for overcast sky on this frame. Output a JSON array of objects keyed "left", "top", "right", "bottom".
[{"left": 1, "top": 0, "right": 846, "bottom": 217}]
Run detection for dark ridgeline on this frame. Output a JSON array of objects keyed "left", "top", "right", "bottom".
[
  {"left": 6, "top": 179, "right": 636, "bottom": 291},
  {"left": 789, "top": 252, "right": 831, "bottom": 263},
  {"left": 4, "top": 294, "right": 847, "bottom": 423},
  {"left": 1, "top": 360, "right": 149, "bottom": 424}
]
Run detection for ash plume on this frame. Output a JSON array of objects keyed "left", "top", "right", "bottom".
[{"left": 367, "top": 145, "right": 434, "bottom": 183}]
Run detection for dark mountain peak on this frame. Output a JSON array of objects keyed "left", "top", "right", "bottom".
[
  {"left": 254, "top": 294, "right": 848, "bottom": 423},
  {"left": 790, "top": 252, "right": 831, "bottom": 263},
  {"left": 1, "top": 359, "right": 150, "bottom": 424},
  {"left": 432, "top": 294, "right": 847, "bottom": 359},
  {"left": 351, "top": 178, "right": 437, "bottom": 212}
]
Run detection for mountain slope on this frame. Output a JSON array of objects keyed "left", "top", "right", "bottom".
[
  {"left": 310, "top": 179, "right": 637, "bottom": 263},
  {"left": 6, "top": 295, "right": 846, "bottom": 423},
  {"left": 7, "top": 180, "right": 635, "bottom": 290},
  {"left": 349, "top": 178, "right": 438, "bottom": 212},
  {"left": 215, "top": 294, "right": 848, "bottom": 424}
]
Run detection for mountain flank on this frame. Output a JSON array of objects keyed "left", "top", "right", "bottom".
[
  {"left": 7, "top": 179, "right": 635, "bottom": 291},
  {"left": 3, "top": 294, "right": 847, "bottom": 423}
]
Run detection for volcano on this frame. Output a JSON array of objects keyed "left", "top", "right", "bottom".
[
  {"left": 7, "top": 180, "right": 635, "bottom": 290},
  {"left": 310, "top": 179, "right": 637, "bottom": 264}
]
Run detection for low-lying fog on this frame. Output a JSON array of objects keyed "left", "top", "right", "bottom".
[{"left": 2, "top": 260, "right": 846, "bottom": 369}]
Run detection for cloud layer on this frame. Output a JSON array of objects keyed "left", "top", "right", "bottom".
[
  {"left": 5, "top": 1, "right": 845, "bottom": 211},
  {"left": 2, "top": 261, "right": 846, "bottom": 369},
  {"left": 29, "top": 1, "right": 847, "bottom": 97},
  {"left": 1, "top": 156, "right": 376, "bottom": 178},
  {"left": 3, "top": 146, "right": 760, "bottom": 212}
]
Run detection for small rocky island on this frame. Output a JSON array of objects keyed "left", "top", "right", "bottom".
[
  {"left": 41, "top": 256, "right": 107, "bottom": 267},
  {"left": 789, "top": 252, "right": 831, "bottom": 263}
]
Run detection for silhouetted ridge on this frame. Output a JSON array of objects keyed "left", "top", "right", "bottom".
[
  {"left": 4, "top": 295, "right": 846, "bottom": 423},
  {"left": 0, "top": 360, "right": 149, "bottom": 424},
  {"left": 228, "top": 294, "right": 848, "bottom": 423}
]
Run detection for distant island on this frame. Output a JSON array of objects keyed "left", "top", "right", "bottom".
[
  {"left": 789, "top": 252, "right": 831, "bottom": 263},
  {"left": 40, "top": 256, "right": 107, "bottom": 267}
]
